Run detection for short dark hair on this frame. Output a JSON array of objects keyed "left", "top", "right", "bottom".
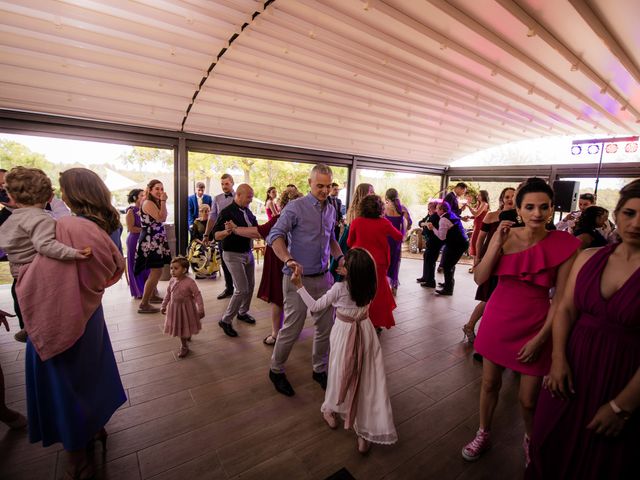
[
  {"left": 579, "top": 193, "right": 595, "bottom": 203},
  {"left": 221, "top": 173, "right": 234, "bottom": 182},
  {"left": 360, "top": 194, "right": 383, "bottom": 218},
  {"left": 127, "top": 188, "right": 143, "bottom": 204},
  {"left": 196, "top": 181, "right": 205, "bottom": 189},
  {"left": 516, "top": 178, "right": 554, "bottom": 208},
  {"left": 0, "top": 168, "right": 7, "bottom": 173},
  {"left": 455, "top": 182, "right": 468, "bottom": 190},
  {"left": 331, "top": 182, "right": 339, "bottom": 188},
  {"left": 345, "top": 248, "right": 377, "bottom": 307}
]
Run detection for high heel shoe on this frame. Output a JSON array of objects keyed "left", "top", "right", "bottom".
[{"left": 462, "top": 324, "right": 476, "bottom": 344}]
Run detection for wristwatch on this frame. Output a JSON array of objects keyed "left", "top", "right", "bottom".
[{"left": 609, "top": 400, "right": 631, "bottom": 421}]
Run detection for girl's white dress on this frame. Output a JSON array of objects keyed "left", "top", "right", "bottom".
[{"left": 298, "top": 282, "right": 398, "bottom": 445}]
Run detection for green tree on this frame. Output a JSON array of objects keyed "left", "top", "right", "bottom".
[{"left": 0, "top": 140, "right": 56, "bottom": 171}]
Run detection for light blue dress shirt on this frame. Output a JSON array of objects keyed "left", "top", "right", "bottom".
[{"left": 267, "top": 193, "right": 336, "bottom": 275}]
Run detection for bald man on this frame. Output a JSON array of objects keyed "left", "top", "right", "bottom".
[{"left": 212, "top": 184, "right": 258, "bottom": 337}]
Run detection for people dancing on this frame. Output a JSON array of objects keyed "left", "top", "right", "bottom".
[
  {"left": 384, "top": 188, "right": 411, "bottom": 296},
  {"left": 348, "top": 195, "right": 403, "bottom": 331},
  {"left": 425, "top": 201, "right": 469, "bottom": 296},
  {"left": 417, "top": 201, "right": 443, "bottom": 288},
  {"left": 526, "top": 179, "right": 640, "bottom": 479},
  {"left": 292, "top": 248, "right": 398, "bottom": 453},
  {"left": 462, "top": 187, "right": 515, "bottom": 344},
  {"left": 462, "top": 178, "right": 580, "bottom": 465},
  {"left": 466, "top": 190, "right": 490, "bottom": 273}
]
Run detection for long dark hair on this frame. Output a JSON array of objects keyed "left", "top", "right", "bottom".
[
  {"left": 127, "top": 188, "right": 143, "bottom": 204},
  {"left": 385, "top": 188, "right": 402, "bottom": 215},
  {"left": 478, "top": 190, "right": 490, "bottom": 205},
  {"left": 575, "top": 206, "right": 607, "bottom": 231},
  {"left": 498, "top": 187, "right": 516, "bottom": 210},
  {"left": 516, "top": 178, "right": 554, "bottom": 208},
  {"left": 59, "top": 168, "right": 122, "bottom": 234},
  {"left": 145, "top": 179, "right": 163, "bottom": 208},
  {"left": 265, "top": 186, "right": 276, "bottom": 203},
  {"left": 344, "top": 248, "right": 377, "bottom": 307},
  {"left": 614, "top": 179, "right": 640, "bottom": 215}
]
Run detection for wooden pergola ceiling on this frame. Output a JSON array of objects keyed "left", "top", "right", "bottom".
[{"left": 0, "top": 0, "right": 638, "bottom": 166}]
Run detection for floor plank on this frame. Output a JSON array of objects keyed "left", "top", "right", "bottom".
[{"left": 0, "top": 258, "right": 527, "bottom": 479}]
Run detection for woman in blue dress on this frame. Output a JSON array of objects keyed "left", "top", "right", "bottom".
[{"left": 18, "top": 168, "right": 126, "bottom": 479}]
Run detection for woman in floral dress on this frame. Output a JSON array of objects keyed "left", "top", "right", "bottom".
[{"left": 135, "top": 179, "right": 172, "bottom": 313}]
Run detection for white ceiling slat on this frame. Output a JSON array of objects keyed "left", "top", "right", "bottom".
[
  {"left": 279, "top": 0, "right": 593, "bottom": 136},
  {"left": 251, "top": 16, "right": 562, "bottom": 138},
  {"left": 0, "top": 0, "right": 637, "bottom": 165},
  {"left": 0, "top": 46, "right": 196, "bottom": 98},
  {"left": 0, "top": 27, "right": 205, "bottom": 81},
  {"left": 205, "top": 68, "right": 528, "bottom": 149},
  {"left": 227, "top": 39, "right": 527, "bottom": 142},
  {"left": 261, "top": 10, "right": 576, "bottom": 136},
  {"left": 493, "top": 0, "right": 640, "bottom": 123},
  {"left": 0, "top": 65, "right": 189, "bottom": 110},
  {"left": 365, "top": 0, "right": 627, "bottom": 132}
]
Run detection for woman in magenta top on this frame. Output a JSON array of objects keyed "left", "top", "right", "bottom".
[
  {"left": 265, "top": 186, "right": 280, "bottom": 220},
  {"left": 348, "top": 195, "right": 403, "bottom": 330},
  {"left": 467, "top": 190, "right": 489, "bottom": 272},
  {"left": 527, "top": 179, "right": 640, "bottom": 479},
  {"left": 461, "top": 178, "right": 580, "bottom": 465}
]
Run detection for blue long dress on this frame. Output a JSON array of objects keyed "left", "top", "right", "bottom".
[
  {"left": 25, "top": 219, "right": 126, "bottom": 451},
  {"left": 25, "top": 305, "right": 126, "bottom": 450}
]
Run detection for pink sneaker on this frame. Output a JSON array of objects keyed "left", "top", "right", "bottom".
[
  {"left": 523, "top": 434, "right": 531, "bottom": 467},
  {"left": 462, "top": 428, "right": 491, "bottom": 461}
]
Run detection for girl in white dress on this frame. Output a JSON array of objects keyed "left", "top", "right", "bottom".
[{"left": 292, "top": 247, "right": 398, "bottom": 453}]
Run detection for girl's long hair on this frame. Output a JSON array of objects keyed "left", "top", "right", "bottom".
[
  {"left": 59, "top": 168, "right": 122, "bottom": 234},
  {"left": 344, "top": 248, "right": 377, "bottom": 307},
  {"left": 346, "top": 183, "right": 373, "bottom": 224}
]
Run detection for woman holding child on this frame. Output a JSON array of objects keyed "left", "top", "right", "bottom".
[{"left": 15, "top": 167, "right": 126, "bottom": 479}]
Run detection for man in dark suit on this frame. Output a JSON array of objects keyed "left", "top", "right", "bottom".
[
  {"left": 188, "top": 181, "right": 212, "bottom": 230},
  {"left": 328, "top": 182, "right": 343, "bottom": 239},
  {"left": 443, "top": 182, "right": 468, "bottom": 216}
]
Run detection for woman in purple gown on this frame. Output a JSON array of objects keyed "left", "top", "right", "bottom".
[
  {"left": 527, "top": 179, "right": 640, "bottom": 479},
  {"left": 125, "top": 188, "right": 149, "bottom": 299},
  {"left": 384, "top": 188, "right": 412, "bottom": 295}
]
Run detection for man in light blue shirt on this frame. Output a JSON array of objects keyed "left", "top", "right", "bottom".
[{"left": 266, "top": 164, "right": 345, "bottom": 396}]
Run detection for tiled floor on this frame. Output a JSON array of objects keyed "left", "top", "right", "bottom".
[{"left": 0, "top": 258, "right": 526, "bottom": 479}]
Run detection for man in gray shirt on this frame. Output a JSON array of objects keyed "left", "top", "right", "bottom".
[
  {"left": 266, "top": 164, "right": 345, "bottom": 396},
  {"left": 204, "top": 173, "right": 236, "bottom": 300}
]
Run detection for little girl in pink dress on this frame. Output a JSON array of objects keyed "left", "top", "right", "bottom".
[{"left": 161, "top": 257, "right": 205, "bottom": 358}]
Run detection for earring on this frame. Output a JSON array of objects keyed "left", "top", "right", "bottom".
[
  {"left": 547, "top": 216, "right": 553, "bottom": 224},
  {"left": 516, "top": 215, "right": 522, "bottom": 223}
]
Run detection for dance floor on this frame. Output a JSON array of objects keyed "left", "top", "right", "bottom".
[{"left": 0, "top": 258, "right": 526, "bottom": 479}]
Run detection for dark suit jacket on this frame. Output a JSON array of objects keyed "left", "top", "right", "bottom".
[{"left": 188, "top": 193, "right": 212, "bottom": 227}]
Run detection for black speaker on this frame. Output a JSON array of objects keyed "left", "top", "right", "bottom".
[{"left": 553, "top": 180, "right": 580, "bottom": 212}]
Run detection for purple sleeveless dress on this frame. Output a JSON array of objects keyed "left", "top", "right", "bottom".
[
  {"left": 126, "top": 206, "right": 149, "bottom": 298},
  {"left": 385, "top": 215, "right": 404, "bottom": 288},
  {"left": 526, "top": 243, "right": 640, "bottom": 479}
]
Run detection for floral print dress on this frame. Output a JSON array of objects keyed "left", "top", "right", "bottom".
[{"left": 134, "top": 210, "right": 171, "bottom": 274}]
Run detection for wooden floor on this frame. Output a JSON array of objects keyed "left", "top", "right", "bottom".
[{"left": 0, "top": 258, "right": 527, "bottom": 480}]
